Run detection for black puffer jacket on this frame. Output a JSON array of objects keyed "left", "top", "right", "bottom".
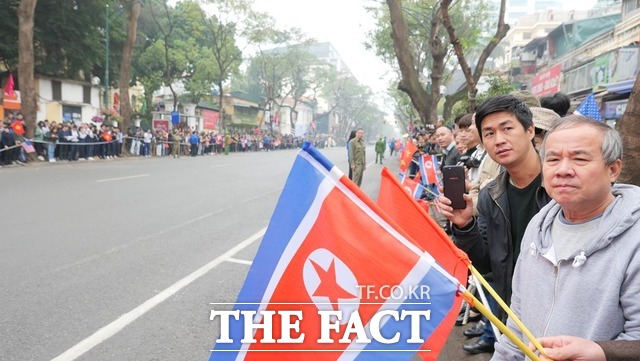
[{"left": 452, "top": 170, "right": 551, "bottom": 321}]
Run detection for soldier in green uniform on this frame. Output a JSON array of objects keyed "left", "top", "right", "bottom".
[
  {"left": 171, "top": 129, "right": 182, "bottom": 158},
  {"left": 348, "top": 128, "right": 366, "bottom": 187},
  {"left": 374, "top": 136, "right": 385, "bottom": 164}
]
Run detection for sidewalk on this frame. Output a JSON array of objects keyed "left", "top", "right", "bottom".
[{"left": 437, "top": 323, "right": 493, "bottom": 360}]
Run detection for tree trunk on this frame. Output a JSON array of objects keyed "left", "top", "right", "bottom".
[
  {"left": 619, "top": 72, "right": 640, "bottom": 184},
  {"left": 118, "top": 0, "right": 142, "bottom": 134},
  {"left": 443, "top": 87, "right": 467, "bottom": 121},
  {"left": 386, "top": 0, "right": 431, "bottom": 126},
  {"left": 217, "top": 81, "right": 226, "bottom": 134},
  {"left": 17, "top": 0, "right": 38, "bottom": 139},
  {"left": 428, "top": 3, "right": 446, "bottom": 125},
  {"left": 441, "top": 0, "right": 509, "bottom": 112}
]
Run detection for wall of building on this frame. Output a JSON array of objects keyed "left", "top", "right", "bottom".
[{"left": 36, "top": 78, "right": 101, "bottom": 124}]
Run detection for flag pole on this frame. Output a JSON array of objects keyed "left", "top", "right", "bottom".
[
  {"left": 470, "top": 274, "right": 501, "bottom": 338},
  {"left": 461, "top": 290, "right": 543, "bottom": 361},
  {"left": 468, "top": 265, "right": 546, "bottom": 356}
]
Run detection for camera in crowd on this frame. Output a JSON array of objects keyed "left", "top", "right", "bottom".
[{"left": 458, "top": 155, "right": 481, "bottom": 169}]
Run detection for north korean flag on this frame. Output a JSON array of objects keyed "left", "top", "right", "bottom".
[
  {"left": 419, "top": 154, "right": 439, "bottom": 186},
  {"left": 209, "top": 143, "right": 462, "bottom": 361},
  {"left": 398, "top": 173, "right": 424, "bottom": 200}
]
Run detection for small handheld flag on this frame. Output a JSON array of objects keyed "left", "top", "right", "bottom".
[
  {"left": 398, "top": 173, "right": 424, "bottom": 200},
  {"left": 419, "top": 155, "right": 439, "bottom": 185},
  {"left": 11, "top": 121, "right": 25, "bottom": 135},
  {"left": 399, "top": 140, "right": 418, "bottom": 173},
  {"left": 21, "top": 140, "right": 36, "bottom": 154},
  {"left": 574, "top": 93, "right": 603, "bottom": 121}
]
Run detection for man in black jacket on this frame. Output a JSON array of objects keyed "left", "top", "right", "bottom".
[
  {"left": 1, "top": 122, "right": 19, "bottom": 165},
  {"left": 439, "top": 95, "right": 552, "bottom": 354}
]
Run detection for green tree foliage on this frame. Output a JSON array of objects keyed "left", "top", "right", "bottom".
[
  {"left": 245, "top": 40, "right": 317, "bottom": 128},
  {"left": 323, "top": 75, "right": 384, "bottom": 139},
  {"left": 451, "top": 75, "right": 514, "bottom": 117},
  {"left": 0, "top": 0, "right": 121, "bottom": 80},
  {"left": 367, "top": 0, "right": 498, "bottom": 124},
  {"left": 200, "top": 0, "right": 274, "bottom": 133}
]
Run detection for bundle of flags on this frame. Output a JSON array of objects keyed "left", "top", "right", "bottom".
[
  {"left": 209, "top": 143, "right": 468, "bottom": 361},
  {"left": 209, "top": 143, "right": 545, "bottom": 361}
]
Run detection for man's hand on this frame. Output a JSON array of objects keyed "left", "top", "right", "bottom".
[
  {"left": 437, "top": 193, "right": 474, "bottom": 228},
  {"left": 529, "top": 336, "right": 606, "bottom": 361}
]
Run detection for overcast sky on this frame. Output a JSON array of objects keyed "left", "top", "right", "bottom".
[
  {"left": 251, "top": 0, "right": 392, "bottom": 110},
  {"left": 251, "top": 0, "right": 599, "bottom": 113}
]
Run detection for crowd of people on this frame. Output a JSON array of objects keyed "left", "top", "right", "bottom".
[
  {"left": 389, "top": 90, "right": 640, "bottom": 361},
  {"left": 1, "top": 114, "right": 338, "bottom": 166}
]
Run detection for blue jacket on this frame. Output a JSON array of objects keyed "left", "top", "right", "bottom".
[{"left": 189, "top": 134, "right": 199, "bottom": 145}]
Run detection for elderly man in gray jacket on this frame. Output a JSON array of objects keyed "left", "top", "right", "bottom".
[{"left": 492, "top": 115, "right": 640, "bottom": 360}]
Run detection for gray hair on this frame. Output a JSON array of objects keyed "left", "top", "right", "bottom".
[{"left": 539, "top": 114, "right": 623, "bottom": 165}]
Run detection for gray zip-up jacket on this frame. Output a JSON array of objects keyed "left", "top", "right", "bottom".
[{"left": 492, "top": 184, "right": 640, "bottom": 360}]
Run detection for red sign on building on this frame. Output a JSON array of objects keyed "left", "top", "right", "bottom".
[
  {"left": 153, "top": 120, "right": 169, "bottom": 132},
  {"left": 531, "top": 64, "right": 562, "bottom": 97},
  {"left": 202, "top": 109, "right": 220, "bottom": 130}
]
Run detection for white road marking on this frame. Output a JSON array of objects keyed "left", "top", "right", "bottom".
[
  {"left": 226, "top": 257, "right": 253, "bottom": 266},
  {"left": 96, "top": 174, "right": 150, "bottom": 183},
  {"left": 50, "top": 227, "right": 266, "bottom": 361}
]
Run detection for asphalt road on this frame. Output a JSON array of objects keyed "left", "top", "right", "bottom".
[{"left": 0, "top": 146, "right": 490, "bottom": 361}]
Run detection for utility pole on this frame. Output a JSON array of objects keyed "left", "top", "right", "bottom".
[{"left": 104, "top": 4, "right": 110, "bottom": 123}]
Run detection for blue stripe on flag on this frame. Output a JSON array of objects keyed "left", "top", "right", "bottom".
[{"left": 303, "top": 141, "right": 335, "bottom": 172}]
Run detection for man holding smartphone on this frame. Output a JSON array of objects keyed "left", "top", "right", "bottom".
[{"left": 438, "top": 94, "right": 552, "bottom": 354}]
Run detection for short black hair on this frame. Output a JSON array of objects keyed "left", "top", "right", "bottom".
[
  {"left": 475, "top": 95, "right": 533, "bottom": 140},
  {"left": 540, "top": 92, "right": 571, "bottom": 117},
  {"left": 457, "top": 113, "right": 474, "bottom": 129}
]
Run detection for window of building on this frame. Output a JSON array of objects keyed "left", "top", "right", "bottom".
[
  {"left": 624, "top": 0, "right": 640, "bottom": 16},
  {"left": 523, "top": 32, "right": 532, "bottom": 40},
  {"left": 62, "top": 105, "right": 82, "bottom": 123},
  {"left": 83, "top": 86, "right": 91, "bottom": 104},
  {"left": 52, "top": 81, "right": 62, "bottom": 101}
]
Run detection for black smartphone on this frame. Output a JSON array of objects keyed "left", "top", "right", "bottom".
[{"left": 443, "top": 165, "right": 466, "bottom": 209}]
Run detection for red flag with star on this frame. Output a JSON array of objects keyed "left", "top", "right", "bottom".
[
  {"left": 11, "top": 121, "right": 25, "bottom": 135},
  {"left": 399, "top": 140, "right": 418, "bottom": 173}
]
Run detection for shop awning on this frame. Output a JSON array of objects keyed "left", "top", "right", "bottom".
[{"left": 606, "top": 79, "right": 636, "bottom": 94}]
